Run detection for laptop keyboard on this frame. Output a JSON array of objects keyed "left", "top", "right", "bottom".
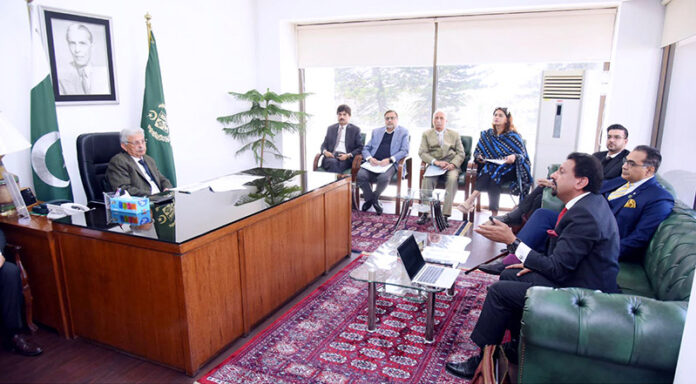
[{"left": 419, "top": 265, "right": 444, "bottom": 284}]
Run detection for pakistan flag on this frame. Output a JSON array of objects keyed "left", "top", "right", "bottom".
[
  {"left": 141, "top": 31, "right": 177, "bottom": 186},
  {"left": 28, "top": 2, "right": 73, "bottom": 202}
]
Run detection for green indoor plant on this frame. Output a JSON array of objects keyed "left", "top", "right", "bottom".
[{"left": 217, "top": 89, "right": 309, "bottom": 168}]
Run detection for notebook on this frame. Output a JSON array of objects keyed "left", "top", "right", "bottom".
[{"left": 397, "top": 235, "right": 460, "bottom": 289}]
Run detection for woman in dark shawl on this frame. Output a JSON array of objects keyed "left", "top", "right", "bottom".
[{"left": 457, "top": 107, "right": 532, "bottom": 216}]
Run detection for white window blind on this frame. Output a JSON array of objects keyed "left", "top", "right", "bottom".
[
  {"left": 436, "top": 9, "right": 616, "bottom": 64},
  {"left": 662, "top": 0, "right": 696, "bottom": 46},
  {"left": 297, "top": 19, "right": 435, "bottom": 68}
]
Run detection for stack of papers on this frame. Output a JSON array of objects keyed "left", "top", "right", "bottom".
[
  {"left": 422, "top": 248, "right": 470, "bottom": 268},
  {"left": 170, "top": 174, "right": 264, "bottom": 194}
]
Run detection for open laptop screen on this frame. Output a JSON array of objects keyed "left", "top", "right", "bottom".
[{"left": 397, "top": 235, "right": 426, "bottom": 280}]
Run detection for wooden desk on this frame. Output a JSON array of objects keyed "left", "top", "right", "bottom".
[
  {"left": 0, "top": 215, "right": 71, "bottom": 336},
  {"left": 50, "top": 170, "right": 350, "bottom": 375}
]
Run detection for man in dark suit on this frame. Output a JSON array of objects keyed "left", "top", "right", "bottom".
[
  {"left": 0, "top": 230, "right": 42, "bottom": 356},
  {"left": 357, "top": 110, "right": 410, "bottom": 215},
  {"left": 319, "top": 104, "right": 363, "bottom": 173},
  {"left": 106, "top": 128, "right": 173, "bottom": 196},
  {"left": 446, "top": 153, "right": 620, "bottom": 379},
  {"left": 496, "top": 124, "right": 630, "bottom": 225}
]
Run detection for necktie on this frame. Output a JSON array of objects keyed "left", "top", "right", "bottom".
[
  {"left": 139, "top": 159, "right": 159, "bottom": 189},
  {"left": 334, "top": 125, "right": 343, "bottom": 152},
  {"left": 608, "top": 182, "right": 632, "bottom": 200},
  {"left": 438, "top": 132, "right": 444, "bottom": 147},
  {"left": 555, "top": 207, "right": 568, "bottom": 228},
  {"left": 602, "top": 156, "right": 611, "bottom": 165},
  {"left": 79, "top": 68, "right": 90, "bottom": 94}
]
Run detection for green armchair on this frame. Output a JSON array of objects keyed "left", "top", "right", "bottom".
[{"left": 519, "top": 201, "right": 696, "bottom": 383}]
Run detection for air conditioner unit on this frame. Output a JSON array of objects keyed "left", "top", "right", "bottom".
[{"left": 533, "top": 70, "right": 602, "bottom": 180}]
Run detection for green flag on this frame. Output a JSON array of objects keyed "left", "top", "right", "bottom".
[
  {"left": 141, "top": 31, "right": 177, "bottom": 186},
  {"left": 28, "top": 3, "right": 73, "bottom": 202}
]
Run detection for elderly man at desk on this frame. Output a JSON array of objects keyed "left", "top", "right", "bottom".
[{"left": 106, "top": 128, "right": 172, "bottom": 196}]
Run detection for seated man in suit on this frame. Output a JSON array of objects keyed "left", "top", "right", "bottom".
[
  {"left": 319, "top": 104, "right": 363, "bottom": 173},
  {"left": 496, "top": 124, "right": 631, "bottom": 225},
  {"left": 106, "top": 128, "right": 173, "bottom": 196},
  {"left": 417, "top": 110, "right": 465, "bottom": 225},
  {"left": 446, "top": 153, "right": 620, "bottom": 378},
  {"left": 0, "top": 230, "right": 42, "bottom": 356},
  {"left": 357, "top": 110, "right": 410, "bottom": 215}
]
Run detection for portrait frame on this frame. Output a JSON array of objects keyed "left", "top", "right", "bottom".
[{"left": 41, "top": 8, "right": 118, "bottom": 104}]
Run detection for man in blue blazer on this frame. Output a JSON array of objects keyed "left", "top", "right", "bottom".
[
  {"left": 446, "top": 153, "right": 620, "bottom": 378},
  {"left": 319, "top": 104, "right": 363, "bottom": 173},
  {"left": 357, "top": 110, "right": 410, "bottom": 215},
  {"left": 599, "top": 145, "right": 674, "bottom": 262}
]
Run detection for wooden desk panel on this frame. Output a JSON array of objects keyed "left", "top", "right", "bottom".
[
  {"left": 240, "top": 195, "right": 326, "bottom": 329},
  {"left": 324, "top": 184, "right": 351, "bottom": 270}
]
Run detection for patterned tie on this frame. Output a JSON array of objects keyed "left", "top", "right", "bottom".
[
  {"left": 79, "top": 68, "right": 90, "bottom": 93},
  {"left": 334, "top": 125, "right": 344, "bottom": 152},
  {"left": 608, "top": 182, "right": 632, "bottom": 200},
  {"left": 139, "top": 159, "right": 159, "bottom": 189},
  {"left": 555, "top": 207, "right": 568, "bottom": 228}
]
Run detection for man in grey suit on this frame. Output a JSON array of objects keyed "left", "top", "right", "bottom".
[
  {"left": 106, "top": 128, "right": 173, "bottom": 196},
  {"left": 319, "top": 104, "right": 363, "bottom": 173},
  {"left": 417, "top": 110, "right": 465, "bottom": 225},
  {"left": 357, "top": 110, "right": 410, "bottom": 215}
]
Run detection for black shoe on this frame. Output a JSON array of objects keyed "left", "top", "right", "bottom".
[
  {"left": 478, "top": 261, "right": 505, "bottom": 276},
  {"left": 502, "top": 340, "right": 519, "bottom": 365},
  {"left": 361, "top": 201, "right": 372, "bottom": 212},
  {"left": 446, "top": 353, "right": 483, "bottom": 379},
  {"left": 493, "top": 212, "right": 523, "bottom": 226},
  {"left": 373, "top": 201, "right": 383, "bottom": 215},
  {"left": 7, "top": 334, "right": 43, "bottom": 356},
  {"left": 417, "top": 214, "right": 429, "bottom": 225},
  {"left": 444, "top": 215, "right": 450, "bottom": 227}
]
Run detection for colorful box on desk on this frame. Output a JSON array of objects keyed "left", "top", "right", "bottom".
[
  {"left": 111, "top": 210, "right": 152, "bottom": 225},
  {"left": 109, "top": 195, "right": 150, "bottom": 214}
]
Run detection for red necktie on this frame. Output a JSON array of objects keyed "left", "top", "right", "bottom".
[{"left": 555, "top": 207, "right": 567, "bottom": 228}]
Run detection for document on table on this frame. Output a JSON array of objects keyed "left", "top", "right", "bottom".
[
  {"left": 485, "top": 158, "right": 506, "bottom": 165},
  {"left": 422, "top": 248, "right": 470, "bottom": 268},
  {"left": 424, "top": 164, "right": 447, "bottom": 177},
  {"left": 169, "top": 174, "right": 263, "bottom": 193},
  {"left": 361, "top": 162, "right": 392, "bottom": 174}
]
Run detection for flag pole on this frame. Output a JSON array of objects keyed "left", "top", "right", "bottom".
[{"left": 145, "top": 12, "right": 152, "bottom": 46}]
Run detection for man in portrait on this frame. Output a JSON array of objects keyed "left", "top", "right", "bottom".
[{"left": 57, "top": 23, "right": 110, "bottom": 95}]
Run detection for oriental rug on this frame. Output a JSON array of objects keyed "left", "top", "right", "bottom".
[
  {"left": 351, "top": 211, "right": 467, "bottom": 253},
  {"left": 198, "top": 255, "right": 497, "bottom": 384}
]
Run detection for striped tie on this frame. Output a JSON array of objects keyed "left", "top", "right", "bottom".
[{"left": 608, "top": 182, "right": 632, "bottom": 200}]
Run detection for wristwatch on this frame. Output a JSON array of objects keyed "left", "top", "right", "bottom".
[{"left": 507, "top": 238, "right": 521, "bottom": 254}]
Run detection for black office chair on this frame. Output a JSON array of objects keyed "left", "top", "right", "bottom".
[{"left": 76, "top": 132, "right": 122, "bottom": 202}]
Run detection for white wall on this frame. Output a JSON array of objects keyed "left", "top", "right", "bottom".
[
  {"left": 604, "top": 0, "right": 665, "bottom": 147},
  {"left": 0, "top": 0, "right": 258, "bottom": 204},
  {"left": 659, "top": 36, "right": 696, "bottom": 206}
]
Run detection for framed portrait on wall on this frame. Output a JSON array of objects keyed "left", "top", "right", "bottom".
[{"left": 41, "top": 8, "right": 118, "bottom": 104}]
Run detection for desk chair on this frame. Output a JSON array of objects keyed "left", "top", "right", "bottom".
[{"left": 76, "top": 132, "right": 121, "bottom": 202}]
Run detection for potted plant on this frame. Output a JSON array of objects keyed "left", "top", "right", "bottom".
[{"left": 217, "top": 88, "right": 309, "bottom": 168}]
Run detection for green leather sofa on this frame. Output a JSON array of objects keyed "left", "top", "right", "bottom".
[{"left": 518, "top": 200, "right": 696, "bottom": 383}]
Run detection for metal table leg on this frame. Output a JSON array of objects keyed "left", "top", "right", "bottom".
[
  {"left": 367, "top": 281, "right": 376, "bottom": 331},
  {"left": 425, "top": 291, "right": 435, "bottom": 342}
]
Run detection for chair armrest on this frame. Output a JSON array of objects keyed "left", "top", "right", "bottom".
[
  {"left": 419, "top": 161, "right": 427, "bottom": 181},
  {"left": 3, "top": 243, "right": 22, "bottom": 264},
  {"left": 313, "top": 153, "right": 323, "bottom": 171},
  {"left": 522, "top": 286, "right": 687, "bottom": 372},
  {"left": 397, "top": 156, "right": 412, "bottom": 180},
  {"left": 351, "top": 154, "right": 363, "bottom": 182}
]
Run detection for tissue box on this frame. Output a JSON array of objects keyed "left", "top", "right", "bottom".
[
  {"left": 109, "top": 195, "right": 150, "bottom": 214},
  {"left": 111, "top": 210, "right": 152, "bottom": 225}
]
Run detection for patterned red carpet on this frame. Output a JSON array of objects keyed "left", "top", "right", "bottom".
[
  {"left": 198, "top": 255, "right": 497, "bottom": 384},
  {"left": 351, "top": 211, "right": 467, "bottom": 253}
]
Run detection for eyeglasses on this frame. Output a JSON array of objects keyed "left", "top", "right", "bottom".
[
  {"left": 384, "top": 116, "right": 397, "bottom": 121},
  {"left": 622, "top": 158, "right": 648, "bottom": 168},
  {"left": 127, "top": 139, "right": 147, "bottom": 146}
]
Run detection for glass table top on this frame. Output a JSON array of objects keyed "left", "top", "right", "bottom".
[
  {"left": 53, "top": 168, "right": 346, "bottom": 244},
  {"left": 349, "top": 230, "right": 471, "bottom": 293}
]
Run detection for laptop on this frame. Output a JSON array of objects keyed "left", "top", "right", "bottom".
[{"left": 397, "top": 235, "right": 460, "bottom": 289}]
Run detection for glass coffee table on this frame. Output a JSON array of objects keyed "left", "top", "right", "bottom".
[{"left": 349, "top": 230, "right": 471, "bottom": 342}]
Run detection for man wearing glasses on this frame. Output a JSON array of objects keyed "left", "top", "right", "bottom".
[
  {"left": 106, "top": 128, "right": 173, "bottom": 196},
  {"left": 356, "top": 110, "right": 410, "bottom": 215},
  {"left": 482, "top": 146, "right": 673, "bottom": 277}
]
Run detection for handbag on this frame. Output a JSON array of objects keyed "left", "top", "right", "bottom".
[{"left": 470, "top": 345, "right": 511, "bottom": 384}]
